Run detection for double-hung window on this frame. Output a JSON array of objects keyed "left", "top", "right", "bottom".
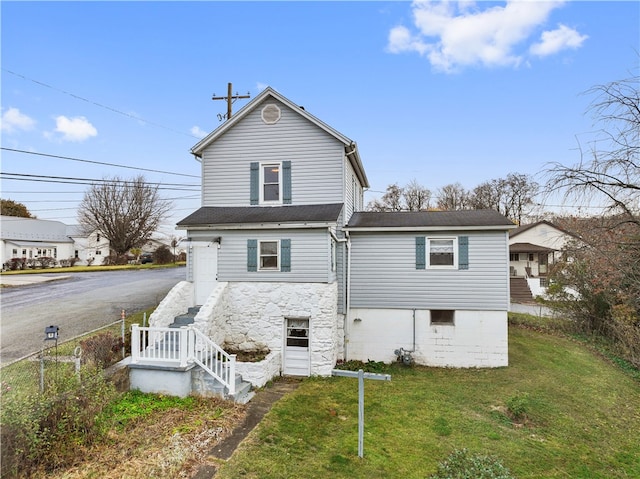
[
  {"left": 250, "top": 161, "right": 291, "bottom": 205},
  {"left": 259, "top": 240, "right": 279, "bottom": 270},
  {"left": 261, "top": 164, "right": 281, "bottom": 203},
  {"left": 428, "top": 238, "right": 457, "bottom": 268}
]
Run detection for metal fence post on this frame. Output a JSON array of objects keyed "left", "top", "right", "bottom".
[{"left": 121, "top": 309, "right": 126, "bottom": 359}]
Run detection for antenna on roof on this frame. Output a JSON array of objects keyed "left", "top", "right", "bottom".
[{"left": 212, "top": 83, "right": 250, "bottom": 121}]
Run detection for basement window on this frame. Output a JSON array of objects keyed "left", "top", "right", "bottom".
[{"left": 430, "top": 310, "right": 454, "bottom": 325}]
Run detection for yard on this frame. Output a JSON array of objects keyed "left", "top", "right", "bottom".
[{"left": 5, "top": 321, "right": 639, "bottom": 479}]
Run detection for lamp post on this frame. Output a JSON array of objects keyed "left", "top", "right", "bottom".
[{"left": 41, "top": 325, "right": 59, "bottom": 392}]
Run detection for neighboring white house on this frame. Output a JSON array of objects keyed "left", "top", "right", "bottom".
[
  {"left": 509, "top": 220, "right": 576, "bottom": 297},
  {"left": 0, "top": 215, "right": 109, "bottom": 267},
  {"left": 136, "top": 86, "right": 516, "bottom": 393}
]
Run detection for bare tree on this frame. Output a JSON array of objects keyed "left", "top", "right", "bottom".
[
  {"left": 403, "top": 179, "right": 431, "bottom": 211},
  {"left": 78, "top": 176, "right": 173, "bottom": 256},
  {"left": 367, "top": 180, "right": 431, "bottom": 212},
  {"left": 367, "top": 183, "right": 403, "bottom": 211},
  {"left": 436, "top": 182, "right": 469, "bottom": 210},
  {"left": 545, "top": 73, "right": 639, "bottom": 227},
  {"left": 468, "top": 179, "right": 504, "bottom": 212},
  {"left": 467, "top": 173, "right": 538, "bottom": 224}
]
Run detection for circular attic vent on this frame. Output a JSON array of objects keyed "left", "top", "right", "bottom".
[{"left": 261, "top": 104, "right": 281, "bottom": 124}]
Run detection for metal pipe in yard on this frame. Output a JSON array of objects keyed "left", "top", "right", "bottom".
[{"left": 121, "top": 309, "right": 126, "bottom": 359}]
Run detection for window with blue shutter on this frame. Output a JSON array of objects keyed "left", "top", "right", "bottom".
[
  {"left": 458, "top": 236, "right": 469, "bottom": 270},
  {"left": 282, "top": 161, "right": 292, "bottom": 204},
  {"left": 247, "top": 239, "right": 257, "bottom": 271},
  {"left": 249, "top": 163, "right": 259, "bottom": 205},
  {"left": 415, "top": 237, "right": 425, "bottom": 270},
  {"left": 281, "top": 239, "right": 291, "bottom": 272}
]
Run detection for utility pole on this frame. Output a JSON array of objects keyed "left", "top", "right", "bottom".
[{"left": 212, "top": 83, "right": 250, "bottom": 121}]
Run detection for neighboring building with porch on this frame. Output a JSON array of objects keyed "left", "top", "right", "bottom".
[
  {"left": 508, "top": 220, "right": 576, "bottom": 300},
  {"left": 0, "top": 215, "right": 109, "bottom": 268}
]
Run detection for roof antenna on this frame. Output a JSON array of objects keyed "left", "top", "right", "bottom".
[{"left": 212, "top": 83, "right": 250, "bottom": 121}]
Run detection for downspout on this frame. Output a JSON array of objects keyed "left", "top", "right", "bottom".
[{"left": 329, "top": 228, "right": 350, "bottom": 360}]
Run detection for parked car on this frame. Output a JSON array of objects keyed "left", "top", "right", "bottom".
[{"left": 140, "top": 252, "right": 153, "bottom": 264}]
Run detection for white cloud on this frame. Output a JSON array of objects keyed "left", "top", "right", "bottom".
[
  {"left": 1, "top": 107, "right": 36, "bottom": 133},
  {"left": 190, "top": 125, "right": 208, "bottom": 138},
  {"left": 387, "top": 1, "right": 586, "bottom": 73},
  {"left": 530, "top": 24, "right": 588, "bottom": 57},
  {"left": 47, "top": 115, "right": 97, "bottom": 142}
]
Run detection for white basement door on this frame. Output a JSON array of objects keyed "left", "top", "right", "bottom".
[{"left": 283, "top": 318, "right": 310, "bottom": 376}]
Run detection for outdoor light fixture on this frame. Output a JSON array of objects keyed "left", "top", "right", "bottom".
[{"left": 44, "top": 325, "right": 59, "bottom": 341}]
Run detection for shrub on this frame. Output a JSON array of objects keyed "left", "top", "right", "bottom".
[
  {"left": 80, "top": 332, "right": 123, "bottom": 368},
  {"left": 429, "top": 448, "right": 517, "bottom": 479},
  {"left": 38, "top": 256, "right": 57, "bottom": 269},
  {"left": 153, "top": 245, "right": 173, "bottom": 264},
  {"left": 506, "top": 392, "right": 530, "bottom": 422},
  {"left": 58, "top": 257, "right": 79, "bottom": 267},
  {"left": 0, "top": 367, "right": 116, "bottom": 477},
  {"left": 4, "top": 258, "right": 26, "bottom": 270},
  {"left": 102, "top": 254, "right": 130, "bottom": 266}
]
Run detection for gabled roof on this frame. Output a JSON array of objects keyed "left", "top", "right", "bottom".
[
  {"left": 510, "top": 220, "right": 576, "bottom": 239},
  {"left": 345, "top": 210, "right": 516, "bottom": 232},
  {"left": 190, "top": 87, "right": 369, "bottom": 188},
  {"left": 177, "top": 203, "right": 344, "bottom": 228},
  {"left": 0, "top": 215, "right": 73, "bottom": 243}
]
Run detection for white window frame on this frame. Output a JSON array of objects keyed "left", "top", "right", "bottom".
[
  {"left": 259, "top": 162, "right": 282, "bottom": 205},
  {"left": 427, "top": 237, "right": 458, "bottom": 269},
  {"left": 258, "top": 240, "right": 280, "bottom": 271}
]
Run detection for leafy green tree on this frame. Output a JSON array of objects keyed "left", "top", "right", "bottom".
[{"left": 1, "top": 199, "right": 33, "bottom": 218}]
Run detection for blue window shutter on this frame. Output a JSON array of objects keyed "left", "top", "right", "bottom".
[
  {"left": 415, "top": 237, "right": 425, "bottom": 270},
  {"left": 281, "top": 239, "right": 291, "bottom": 272},
  {"left": 458, "top": 236, "right": 469, "bottom": 270},
  {"left": 250, "top": 162, "right": 259, "bottom": 205},
  {"left": 282, "top": 161, "right": 292, "bottom": 204},
  {"left": 247, "top": 239, "right": 257, "bottom": 272}
]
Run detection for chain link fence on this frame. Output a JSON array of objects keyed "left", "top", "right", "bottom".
[{"left": 0, "top": 310, "right": 149, "bottom": 398}]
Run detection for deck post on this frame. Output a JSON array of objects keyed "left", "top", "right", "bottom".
[{"left": 131, "top": 324, "right": 140, "bottom": 363}]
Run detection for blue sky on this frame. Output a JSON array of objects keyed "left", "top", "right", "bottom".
[{"left": 1, "top": 1, "right": 638, "bottom": 237}]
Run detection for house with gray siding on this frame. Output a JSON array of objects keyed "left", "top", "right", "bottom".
[{"left": 136, "top": 87, "right": 515, "bottom": 397}]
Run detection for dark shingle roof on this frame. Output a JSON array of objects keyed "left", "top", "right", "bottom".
[
  {"left": 345, "top": 210, "right": 515, "bottom": 229},
  {"left": 177, "top": 203, "right": 344, "bottom": 227},
  {"left": 510, "top": 242, "right": 556, "bottom": 253}
]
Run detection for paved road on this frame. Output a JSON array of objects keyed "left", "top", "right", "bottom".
[{"left": 0, "top": 268, "right": 186, "bottom": 365}]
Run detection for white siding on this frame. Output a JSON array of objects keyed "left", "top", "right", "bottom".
[
  {"left": 188, "top": 228, "right": 332, "bottom": 283},
  {"left": 349, "top": 231, "right": 510, "bottom": 311},
  {"left": 201, "top": 98, "right": 345, "bottom": 207}
]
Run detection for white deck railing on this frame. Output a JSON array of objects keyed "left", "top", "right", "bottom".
[{"left": 130, "top": 325, "right": 236, "bottom": 395}]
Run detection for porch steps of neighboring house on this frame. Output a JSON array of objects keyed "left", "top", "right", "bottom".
[{"left": 510, "top": 277, "right": 534, "bottom": 303}]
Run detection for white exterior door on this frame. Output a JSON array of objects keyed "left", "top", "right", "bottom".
[
  {"left": 283, "top": 318, "right": 310, "bottom": 376},
  {"left": 193, "top": 244, "right": 218, "bottom": 305}
]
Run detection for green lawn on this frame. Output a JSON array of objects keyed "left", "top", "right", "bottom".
[{"left": 216, "top": 326, "right": 640, "bottom": 479}]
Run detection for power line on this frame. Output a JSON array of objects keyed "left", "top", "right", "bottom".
[
  {"left": 2, "top": 148, "right": 201, "bottom": 179},
  {"left": 2, "top": 69, "right": 202, "bottom": 139},
  {"left": 1, "top": 172, "right": 199, "bottom": 188}
]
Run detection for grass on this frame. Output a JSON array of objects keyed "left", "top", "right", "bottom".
[
  {"left": 0, "top": 262, "right": 185, "bottom": 276},
  {"left": 4, "top": 318, "right": 639, "bottom": 478},
  {"left": 0, "top": 308, "right": 155, "bottom": 397},
  {"left": 214, "top": 325, "right": 639, "bottom": 479}
]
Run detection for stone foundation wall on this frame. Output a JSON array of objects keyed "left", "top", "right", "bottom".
[
  {"left": 194, "top": 281, "right": 340, "bottom": 377},
  {"left": 148, "top": 281, "right": 193, "bottom": 328}
]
